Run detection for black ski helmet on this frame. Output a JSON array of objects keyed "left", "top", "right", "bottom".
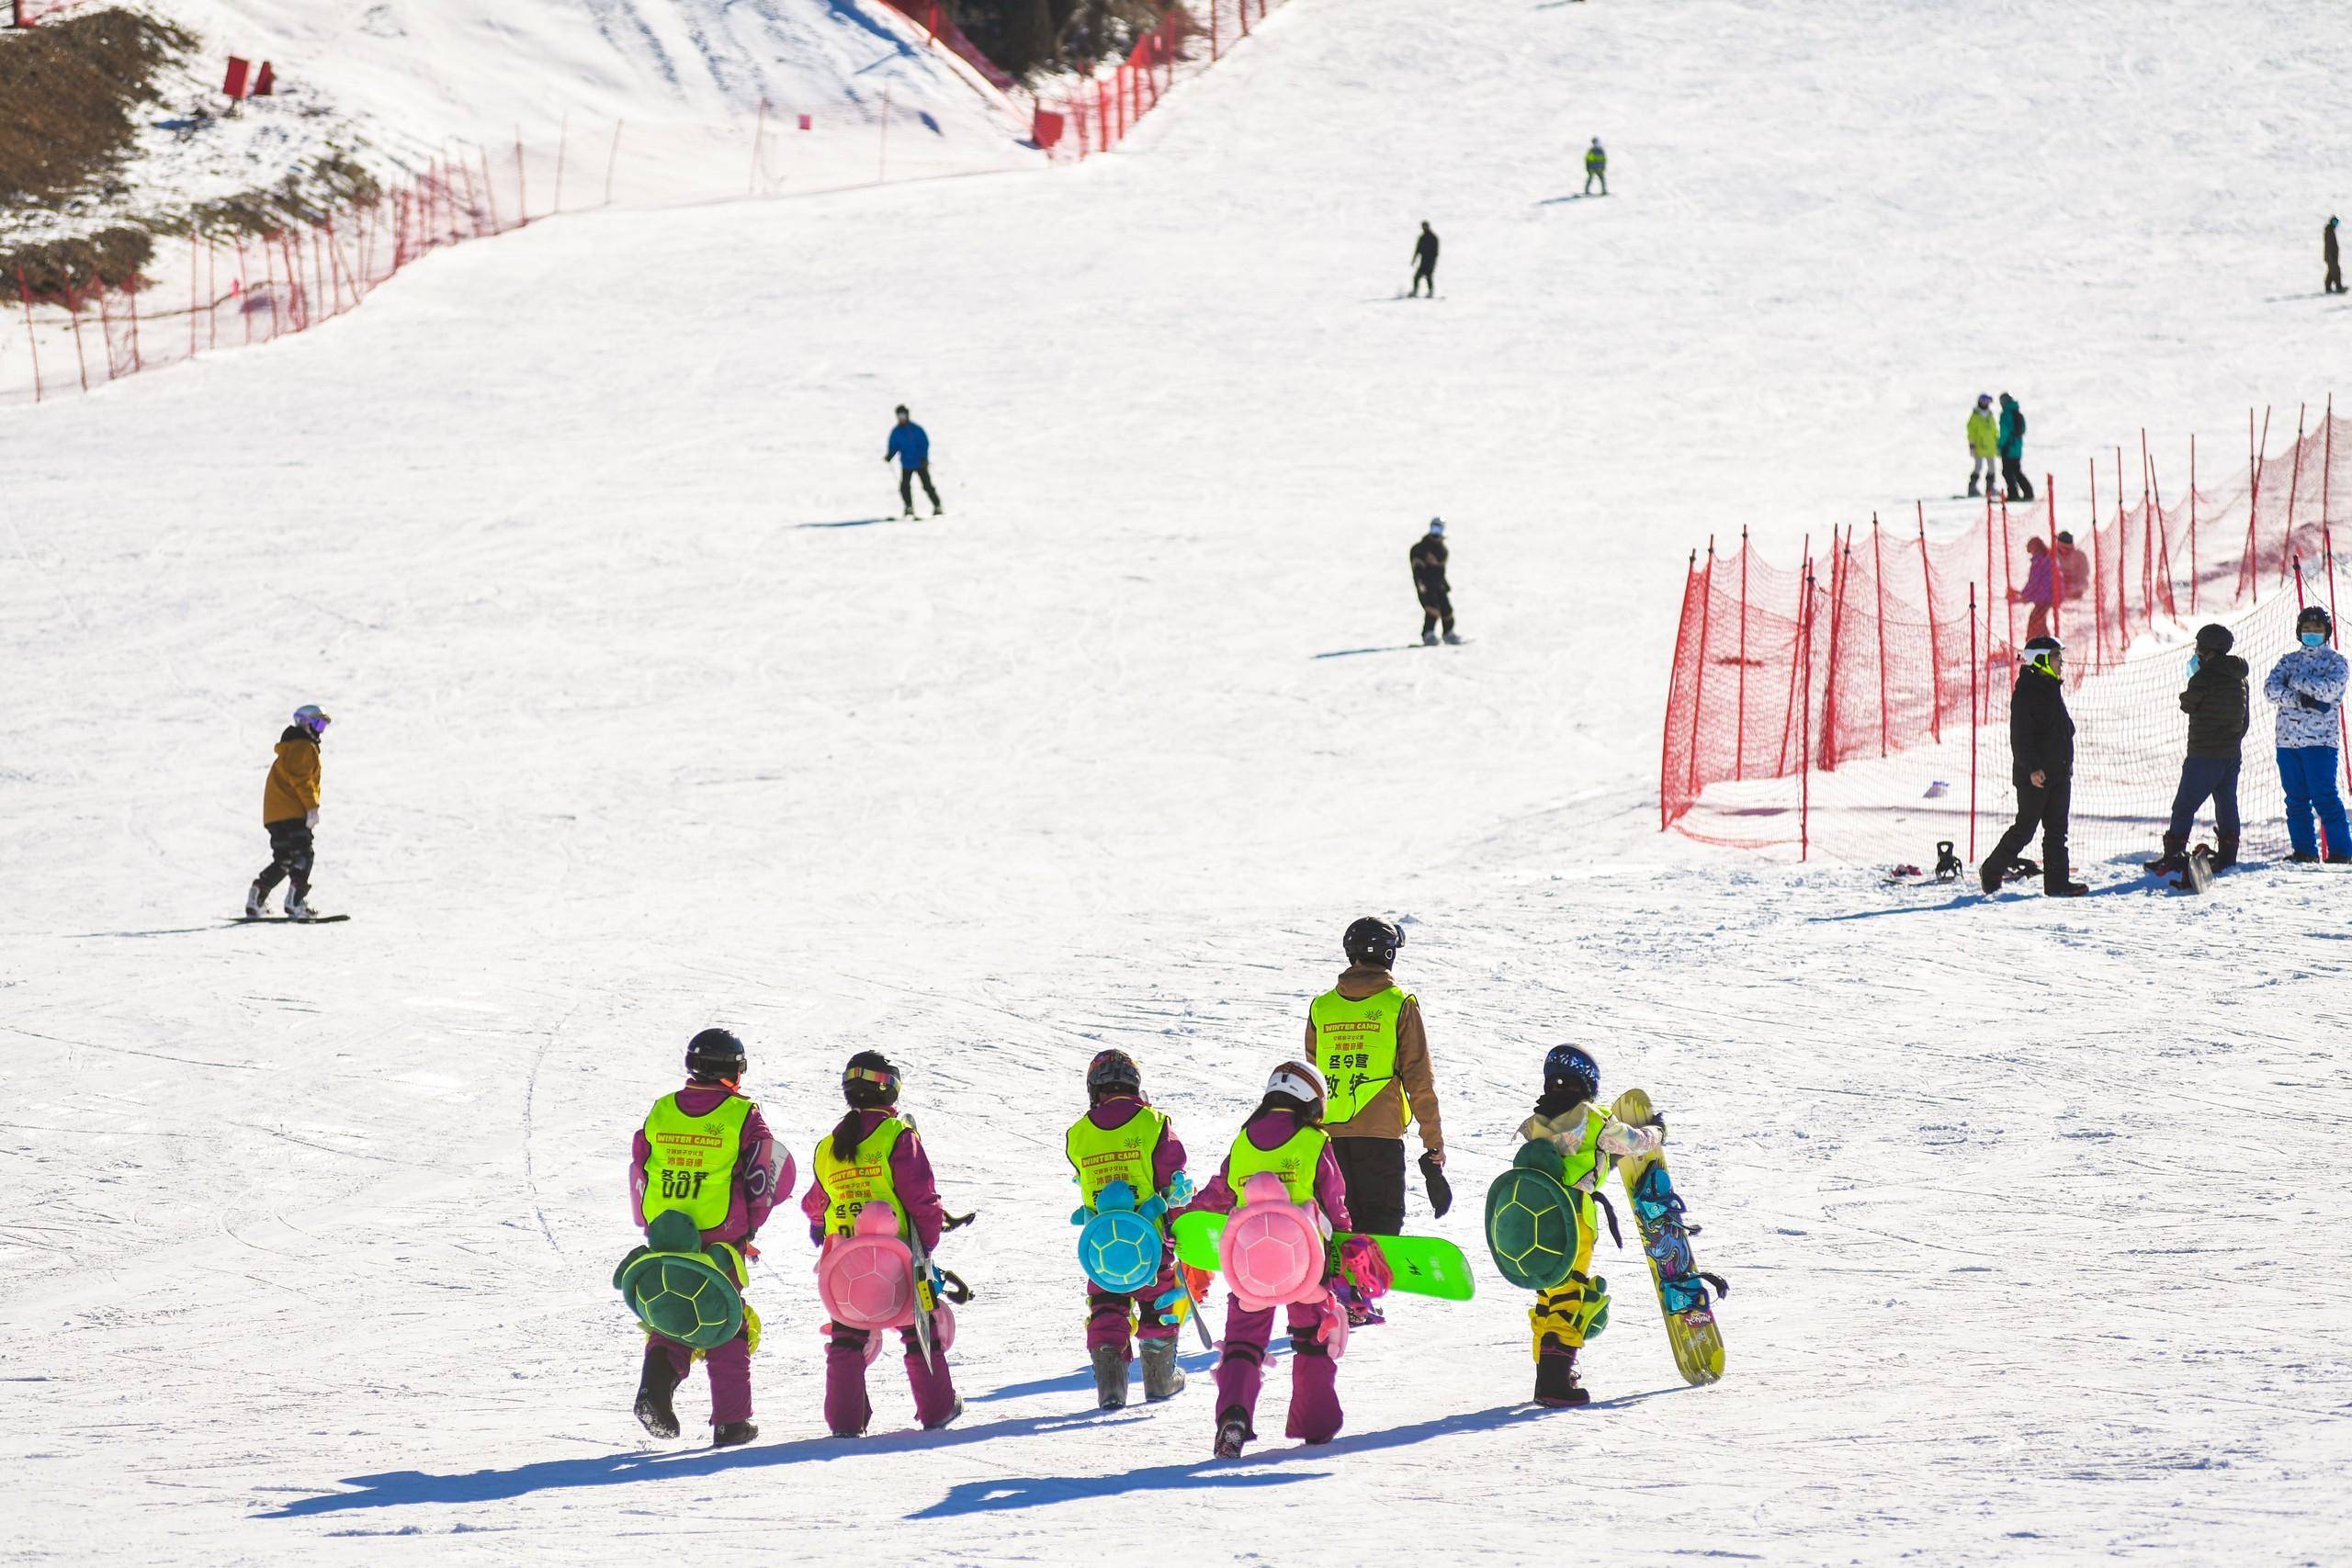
[
  {"left": 2194, "top": 623, "right": 2233, "bottom": 654},
  {"left": 2297, "top": 604, "right": 2334, "bottom": 637},
  {"left": 842, "top": 1050, "right": 900, "bottom": 1108},
  {"left": 1543, "top": 1043, "right": 1600, "bottom": 1105},
  {"left": 1086, "top": 1048, "right": 1142, "bottom": 1101},
  {"left": 684, "top": 1028, "right": 747, "bottom": 1085},
  {"left": 1342, "top": 916, "right": 1404, "bottom": 969}
]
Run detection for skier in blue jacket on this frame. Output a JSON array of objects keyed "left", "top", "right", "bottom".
[
  {"left": 885, "top": 405, "right": 943, "bottom": 518},
  {"left": 2263, "top": 604, "right": 2351, "bottom": 862}
]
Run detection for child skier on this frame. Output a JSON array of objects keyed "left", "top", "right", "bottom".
[
  {"left": 2146, "top": 623, "right": 2248, "bottom": 875},
  {"left": 629, "top": 1028, "right": 793, "bottom": 1448},
  {"left": 803, "top": 1050, "right": 963, "bottom": 1436},
  {"left": 246, "top": 704, "right": 330, "bottom": 919},
  {"left": 1187, "top": 1060, "right": 1352, "bottom": 1458},
  {"left": 1518, "top": 1044, "right": 1662, "bottom": 1407},
  {"left": 1068, "top": 1049, "right": 1192, "bottom": 1408}
]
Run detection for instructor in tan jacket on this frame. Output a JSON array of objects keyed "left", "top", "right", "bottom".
[{"left": 1302, "top": 918, "right": 1446, "bottom": 1261}]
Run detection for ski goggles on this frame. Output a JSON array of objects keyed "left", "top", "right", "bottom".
[{"left": 845, "top": 1063, "right": 899, "bottom": 1095}]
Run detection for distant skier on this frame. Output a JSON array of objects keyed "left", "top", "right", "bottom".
[
  {"left": 245, "top": 704, "right": 329, "bottom": 920},
  {"left": 2144, "top": 624, "right": 2247, "bottom": 877},
  {"left": 2263, "top": 604, "right": 2351, "bottom": 862},
  {"left": 1980, "top": 636, "right": 2086, "bottom": 896},
  {"left": 2326, "top": 217, "right": 2344, "bottom": 296},
  {"left": 803, "top": 1051, "right": 963, "bottom": 1435},
  {"left": 1185, "top": 1060, "right": 1353, "bottom": 1458},
  {"left": 1965, "top": 394, "right": 1998, "bottom": 497},
  {"left": 1514, "top": 1044, "right": 1663, "bottom": 1407},
  {"left": 1997, "top": 392, "right": 2034, "bottom": 502},
  {"left": 884, "top": 405, "right": 942, "bottom": 518},
  {"left": 2007, "top": 536, "right": 2054, "bottom": 642},
  {"left": 1305, "top": 916, "right": 1445, "bottom": 1326},
  {"left": 1068, "top": 1049, "right": 1193, "bottom": 1409},
  {"left": 629, "top": 1029, "right": 792, "bottom": 1449},
  {"left": 1584, "top": 138, "right": 1607, "bottom": 196},
  {"left": 1409, "top": 221, "right": 1439, "bottom": 298},
  {"left": 2052, "top": 530, "right": 2090, "bottom": 624},
  {"left": 1410, "top": 518, "right": 1459, "bottom": 645}
]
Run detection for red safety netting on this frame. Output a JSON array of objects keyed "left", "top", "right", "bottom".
[
  {"left": 1035, "top": 0, "right": 1285, "bottom": 159},
  {"left": 1663, "top": 409, "right": 2351, "bottom": 868},
  {"left": 876, "top": 0, "right": 1019, "bottom": 93},
  {"left": 7, "top": 1, "right": 106, "bottom": 25}
]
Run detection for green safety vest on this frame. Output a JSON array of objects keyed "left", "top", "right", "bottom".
[
  {"left": 639, "top": 1091, "right": 753, "bottom": 1232},
  {"left": 1227, "top": 1122, "right": 1329, "bottom": 1204},
  {"left": 1558, "top": 1105, "right": 1608, "bottom": 1194},
  {"left": 1586, "top": 147, "right": 1605, "bottom": 171},
  {"left": 1308, "top": 985, "right": 1409, "bottom": 1123},
  {"left": 1067, "top": 1106, "right": 1169, "bottom": 1211},
  {"left": 813, "top": 1116, "right": 908, "bottom": 1237}
]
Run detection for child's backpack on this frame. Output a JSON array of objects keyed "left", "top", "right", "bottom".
[
  {"left": 1217, "top": 1170, "right": 1329, "bottom": 1311},
  {"left": 615, "top": 1209, "right": 748, "bottom": 1350},
  {"left": 1484, "top": 1141, "right": 1589, "bottom": 1291},
  {"left": 1073, "top": 1179, "right": 1168, "bottom": 1292}
]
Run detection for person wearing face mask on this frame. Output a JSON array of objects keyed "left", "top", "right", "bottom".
[
  {"left": 1981, "top": 636, "right": 2086, "bottom": 896},
  {"left": 2147, "top": 623, "right": 2248, "bottom": 877},
  {"left": 2263, "top": 604, "right": 2351, "bottom": 863}
]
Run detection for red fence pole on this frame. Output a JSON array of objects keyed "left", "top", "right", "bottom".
[
  {"left": 1685, "top": 537, "right": 1715, "bottom": 800},
  {"left": 1800, "top": 569, "right": 1815, "bottom": 863},
  {"left": 2189, "top": 433, "right": 2199, "bottom": 613},
  {"left": 514, "top": 126, "right": 527, "bottom": 221},
  {"left": 14, "top": 267, "right": 40, "bottom": 401},
  {"left": 1968, "top": 583, "right": 1980, "bottom": 860},
  {"left": 1918, "top": 503, "right": 1941, "bottom": 742},
  {"left": 126, "top": 271, "right": 142, "bottom": 370},
  {"left": 1736, "top": 528, "right": 1749, "bottom": 779},
  {"left": 2281, "top": 403, "right": 2307, "bottom": 588},
  {"left": 1777, "top": 535, "right": 1811, "bottom": 773},
  {"left": 1871, "top": 515, "right": 1890, "bottom": 757},
  {"left": 1662, "top": 548, "right": 1697, "bottom": 830}
]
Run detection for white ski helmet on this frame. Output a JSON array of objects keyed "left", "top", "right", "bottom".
[{"left": 1264, "top": 1059, "right": 1326, "bottom": 1109}]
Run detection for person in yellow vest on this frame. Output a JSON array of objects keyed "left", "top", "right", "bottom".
[
  {"left": 801, "top": 1050, "right": 962, "bottom": 1436},
  {"left": 628, "top": 1028, "right": 794, "bottom": 1447},
  {"left": 1518, "top": 1043, "right": 1661, "bottom": 1406},
  {"left": 1069, "top": 1048, "right": 1193, "bottom": 1409},
  {"left": 1304, "top": 916, "right": 1446, "bottom": 1325},
  {"left": 245, "top": 704, "right": 330, "bottom": 919},
  {"left": 1185, "top": 1060, "right": 1352, "bottom": 1459}
]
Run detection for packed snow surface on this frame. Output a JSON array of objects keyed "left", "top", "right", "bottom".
[{"left": 5, "top": 1, "right": 2351, "bottom": 1562}]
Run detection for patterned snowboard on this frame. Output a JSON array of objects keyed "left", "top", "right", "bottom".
[{"left": 1611, "top": 1088, "right": 1726, "bottom": 1385}]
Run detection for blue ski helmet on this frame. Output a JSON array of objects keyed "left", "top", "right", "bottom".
[{"left": 1543, "top": 1044, "right": 1600, "bottom": 1104}]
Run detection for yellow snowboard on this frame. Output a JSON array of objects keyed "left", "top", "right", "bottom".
[{"left": 1611, "top": 1088, "right": 1726, "bottom": 1386}]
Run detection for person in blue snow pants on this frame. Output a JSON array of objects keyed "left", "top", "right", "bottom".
[{"left": 2264, "top": 604, "right": 2352, "bottom": 862}]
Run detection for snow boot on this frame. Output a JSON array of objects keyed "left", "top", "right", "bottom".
[
  {"left": 1535, "top": 1345, "right": 1589, "bottom": 1408},
  {"left": 1442, "top": 629, "right": 1464, "bottom": 646},
  {"left": 1966, "top": 477, "right": 1980, "bottom": 498},
  {"left": 2211, "top": 833, "right": 2239, "bottom": 871},
  {"left": 284, "top": 895, "right": 318, "bottom": 922},
  {"left": 2145, "top": 833, "right": 2188, "bottom": 876},
  {"left": 633, "top": 1343, "right": 684, "bottom": 1438},
  {"left": 1420, "top": 629, "right": 1439, "bottom": 647},
  {"left": 2289, "top": 851, "right": 2321, "bottom": 863},
  {"left": 243, "top": 880, "right": 270, "bottom": 919},
  {"left": 1140, "top": 1337, "right": 1186, "bottom": 1402},
  {"left": 711, "top": 1420, "right": 758, "bottom": 1449},
  {"left": 1213, "top": 1405, "right": 1252, "bottom": 1459},
  {"left": 1091, "top": 1343, "right": 1130, "bottom": 1410},
  {"left": 2046, "top": 880, "right": 2089, "bottom": 897},
  {"left": 1977, "top": 859, "right": 2002, "bottom": 895},
  {"left": 922, "top": 1395, "right": 965, "bottom": 1431}
]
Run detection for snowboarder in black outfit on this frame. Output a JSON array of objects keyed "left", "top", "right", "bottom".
[
  {"left": 2147, "top": 623, "right": 2248, "bottom": 876},
  {"left": 2327, "top": 217, "right": 2344, "bottom": 295},
  {"left": 1981, "top": 637, "right": 2086, "bottom": 897},
  {"left": 1411, "top": 520, "right": 1458, "bottom": 645},
  {"left": 1409, "top": 222, "right": 1439, "bottom": 298}
]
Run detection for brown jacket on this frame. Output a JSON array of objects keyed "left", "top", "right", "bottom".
[
  {"left": 1303, "top": 964, "right": 1444, "bottom": 1153},
  {"left": 262, "top": 729, "right": 322, "bottom": 824}
]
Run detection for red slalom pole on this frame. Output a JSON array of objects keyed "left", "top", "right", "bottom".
[
  {"left": 1968, "top": 582, "right": 1979, "bottom": 860},
  {"left": 1918, "top": 503, "right": 1942, "bottom": 742}
]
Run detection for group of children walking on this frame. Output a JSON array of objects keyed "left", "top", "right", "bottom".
[{"left": 623, "top": 917, "right": 1667, "bottom": 1456}]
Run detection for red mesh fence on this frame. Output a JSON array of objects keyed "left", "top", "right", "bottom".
[
  {"left": 1663, "top": 409, "right": 2350, "bottom": 869},
  {"left": 8, "top": 1, "right": 107, "bottom": 25},
  {"left": 1036, "top": 0, "right": 1286, "bottom": 159},
  {"left": 876, "top": 0, "right": 1019, "bottom": 93}
]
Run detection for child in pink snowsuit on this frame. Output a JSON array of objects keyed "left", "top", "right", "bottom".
[
  {"left": 629, "top": 1029, "right": 794, "bottom": 1447},
  {"left": 1187, "top": 1060, "right": 1351, "bottom": 1456},
  {"left": 802, "top": 1050, "right": 961, "bottom": 1436}
]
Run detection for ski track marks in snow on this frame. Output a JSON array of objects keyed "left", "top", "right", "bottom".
[{"left": 5, "top": 0, "right": 2352, "bottom": 1562}]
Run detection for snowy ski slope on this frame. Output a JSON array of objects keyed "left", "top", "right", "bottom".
[{"left": 4, "top": 1, "right": 2351, "bottom": 1562}]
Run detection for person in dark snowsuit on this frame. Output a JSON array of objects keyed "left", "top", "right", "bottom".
[
  {"left": 885, "top": 405, "right": 942, "bottom": 518},
  {"left": 1997, "top": 393, "right": 2034, "bottom": 502},
  {"left": 2147, "top": 623, "right": 2248, "bottom": 875},
  {"left": 1981, "top": 636, "right": 2086, "bottom": 897},
  {"left": 1410, "top": 222, "right": 1439, "bottom": 298},
  {"left": 2327, "top": 217, "right": 2344, "bottom": 296},
  {"left": 1410, "top": 519, "right": 1457, "bottom": 645}
]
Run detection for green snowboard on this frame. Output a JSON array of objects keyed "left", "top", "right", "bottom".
[{"left": 1170, "top": 1210, "right": 1476, "bottom": 1301}]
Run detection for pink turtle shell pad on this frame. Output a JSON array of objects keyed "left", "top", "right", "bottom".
[{"left": 1217, "top": 1170, "right": 1329, "bottom": 1310}]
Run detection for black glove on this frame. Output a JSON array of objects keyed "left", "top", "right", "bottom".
[
  {"left": 1646, "top": 1112, "right": 1668, "bottom": 1143},
  {"left": 1419, "top": 1152, "right": 1453, "bottom": 1219},
  {"left": 2299, "top": 693, "right": 2324, "bottom": 710}
]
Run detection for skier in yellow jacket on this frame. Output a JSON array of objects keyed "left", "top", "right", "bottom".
[
  {"left": 1965, "top": 394, "right": 1999, "bottom": 498},
  {"left": 246, "top": 705, "right": 330, "bottom": 919}
]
